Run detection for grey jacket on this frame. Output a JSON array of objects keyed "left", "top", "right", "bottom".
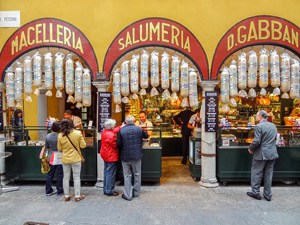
[{"left": 249, "top": 120, "right": 279, "bottom": 160}]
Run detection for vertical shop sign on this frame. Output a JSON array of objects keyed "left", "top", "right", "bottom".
[
  {"left": 98, "top": 92, "right": 111, "bottom": 132},
  {"left": 205, "top": 91, "right": 218, "bottom": 132}
]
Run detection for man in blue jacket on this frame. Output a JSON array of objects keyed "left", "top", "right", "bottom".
[
  {"left": 247, "top": 110, "right": 278, "bottom": 201},
  {"left": 117, "top": 115, "right": 148, "bottom": 201}
]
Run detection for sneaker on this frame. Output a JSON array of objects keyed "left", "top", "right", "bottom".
[{"left": 46, "top": 190, "right": 57, "bottom": 196}]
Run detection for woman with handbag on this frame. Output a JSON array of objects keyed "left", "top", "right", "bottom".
[{"left": 58, "top": 119, "right": 86, "bottom": 202}]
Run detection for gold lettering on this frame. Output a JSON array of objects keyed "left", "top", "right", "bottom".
[
  {"left": 27, "top": 26, "right": 35, "bottom": 45},
  {"left": 118, "top": 38, "right": 125, "bottom": 50},
  {"left": 162, "top": 23, "right": 170, "bottom": 43},
  {"left": 125, "top": 31, "right": 132, "bottom": 47},
  {"left": 282, "top": 25, "right": 291, "bottom": 43},
  {"left": 64, "top": 27, "right": 71, "bottom": 46},
  {"left": 184, "top": 36, "right": 191, "bottom": 52},
  {"left": 42, "top": 23, "right": 49, "bottom": 42},
  {"left": 35, "top": 23, "right": 42, "bottom": 44},
  {"left": 11, "top": 36, "right": 18, "bottom": 55},
  {"left": 171, "top": 25, "right": 180, "bottom": 46},
  {"left": 227, "top": 34, "right": 235, "bottom": 51},
  {"left": 50, "top": 23, "right": 55, "bottom": 42},
  {"left": 237, "top": 25, "right": 247, "bottom": 44},
  {"left": 75, "top": 37, "right": 83, "bottom": 54},
  {"left": 258, "top": 20, "right": 270, "bottom": 40},
  {"left": 271, "top": 20, "right": 282, "bottom": 40},
  {"left": 57, "top": 25, "right": 63, "bottom": 44},
  {"left": 19, "top": 31, "right": 28, "bottom": 50},
  {"left": 181, "top": 31, "right": 183, "bottom": 47},
  {"left": 132, "top": 28, "right": 140, "bottom": 44},
  {"left": 149, "top": 22, "right": 160, "bottom": 41},
  {"left": 247, "top": 21, "right": 258, "bottom": 41},
  {"left": 72, "top": 31, "right": 75, "bottom": 48},
  {"left": 140, "top": 23, "right": 148, "bottom": 42},
  {"left": 291, "top": 29, "right": 299, "bottom": 48}
]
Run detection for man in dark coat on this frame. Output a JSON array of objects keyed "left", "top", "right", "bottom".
[
  {"left": 117, "top": 115, "right": 148, "bottom": 201},
  {"left": 247, "top": 110, "right": 278, "bottom": 201},
  {"left": 173, "top": 107, "right": 195, "bottom": 164}
]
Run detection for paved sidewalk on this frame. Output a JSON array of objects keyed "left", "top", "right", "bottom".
[{"left": 1, "top": 180, "right": 299, "bottom": 225}]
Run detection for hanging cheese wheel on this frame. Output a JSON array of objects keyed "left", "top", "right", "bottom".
[
  {"left": 140, "top": 50, "right": 149, "bottom": 90},
  {"left": 121, "top": 61, "right": 130, "bottom": 103},
  {"left": 188, "top": 69, "right": 198, "bottom": 108},
  {"left": 259, "top": 48, "right": 269, "bottom": 89},
  {"left": 15, "top": 62, "right": 23, "bottom": 107},
  {"left": 229, "top": 60, "right": 238, "bottom": 97},
  {"left": 290, "top": 59, "right": 299, "bottom": 99},
  {"left": 180, "top": 60, "right": 189, "bottom": 98},
  {"left": 113, "top": 70, "right": 122, "bottom": 112},
  {"left": 23, "top": 56, "right": 33, "bottom": 102},
  {"left": 44, "top": 52, "right": 53, "bottom": 96},
  {"left": 65, "top": 54, "right": 75, "bottom": 103},
  {"left": 82, "top": 68, "right": 91, "bottom": 107},
  {"left": 161, "top": 52, "right": 170, "bottom": 90},
  {"left": 238, "top": 52, "right": 247, "bottom": 90},
  {"left": 171, "top": 56, "right": 180, "bottom": 93},
  {"left": 220, "top": 67, "right": 230, "bottom": 103},
  {"left": 280, "top": 53, "right": 291, "bottom": 98},
  {"left": 248, "top": 50, "right": 257, "bottom": 88},
  {"left": 130, "top": 54, "right": 139, "bottom": 95},
  {"left": 55, "top": 52, "right": 65, "bottom": 98},
  {"left": 33, "top": 52, "right": 42, "bottom": 95},
  {"left": 74, "top": 61, "right": 83, "bottom": 104},
  {"left": 270, "top": 49, "right": 280, "bottom": 88},
  {"left": 5, "top": 67, "right": 15, "bottom": 107}
]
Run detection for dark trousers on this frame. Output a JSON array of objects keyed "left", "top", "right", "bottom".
[
  {"left": 251, "top": 159, "right": 276, "bottom": 197},
  {"left": 103, "top": 161, "right": 118, "bottom": 195},
  {"left": 46, "top": 164, "right": 63, "bottom": 195},
  {"left": 182, "top": 134, "right": 190, "bottom": 162}
]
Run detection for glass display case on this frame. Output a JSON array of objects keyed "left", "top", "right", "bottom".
[
  {"left": 4, "top": 126, "right": 97, "bottom": 181},
  {"left": 189, "top": 137, "right": 201, "bottom": 180}
]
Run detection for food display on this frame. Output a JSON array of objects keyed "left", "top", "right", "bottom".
[
  {"left": 23, "top": 56, "right": 33, "bottom": 102},
  {"left": 44, "top": 52, "right": 53, "bottom": 96},
  {"left": 5, "top": 67, "right": 15, "bottom": 108},
  {"left": 14, "top": 63, "right": 23, "bottom": 107},
  {"left": 55, "top": 52, "right": 65, "bottom": 98}
]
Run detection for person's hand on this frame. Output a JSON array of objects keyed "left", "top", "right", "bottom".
[{"left": 248, "top": 149, "right": 253, "bottom": 154}]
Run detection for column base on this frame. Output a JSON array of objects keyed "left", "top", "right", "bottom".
[{"left": 199, "top": 178, "right": 219, "bottom": 188}]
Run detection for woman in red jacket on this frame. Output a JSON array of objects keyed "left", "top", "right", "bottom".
[{"left": 100, "top": 119, "right": 121, "bottom": 196}]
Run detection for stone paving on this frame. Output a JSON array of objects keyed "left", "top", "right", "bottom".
[{"left": 0, "top": 158, "right": 299, "bottom": 225}]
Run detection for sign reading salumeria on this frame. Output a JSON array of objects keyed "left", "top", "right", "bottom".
[
  {"left": 0, "top": 11, "right": 20, "bottom": 27},
  {"left": 98, "top": 92, "right": 112, "bottom": 132},
  {"left": 205, "top": 91, "right": 218, "bottom": 132}
]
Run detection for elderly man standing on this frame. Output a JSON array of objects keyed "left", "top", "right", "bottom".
[
  {"left": 117, "top": 115, "right": 148, "bottom": 201},
  {"left": 247, "top": 110, "right": 278, "bottom": 201}
]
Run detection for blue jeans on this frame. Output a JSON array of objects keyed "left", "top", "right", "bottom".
[
  {"left": 46, "top": 164, "right": 63, "bottom": 195},
  {"left": 103, "top": 161, "right": 117, "bottom": 195}
]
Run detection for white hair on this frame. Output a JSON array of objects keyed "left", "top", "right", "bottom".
[
  {"left": 125, "top": 115, "right": 135, "bottom": 124},
  {"left": 104, "top": 119, "right": 116, "bottom": 129},
  {"left": 257, "top": 110, "right": 268, "bottom": 119}
]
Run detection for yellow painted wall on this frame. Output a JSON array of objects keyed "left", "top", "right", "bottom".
[{"left": 0, "top": 0, "right": 300, "bottom": 126}]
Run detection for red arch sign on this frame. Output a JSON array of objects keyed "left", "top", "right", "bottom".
[
  {"left": 0, "top": 18, "right": 99, "bottom": 81},
  {"left": 103, "top": 17, "right": 209, "bottom": 80},
  {"left": 211, "top": 15, "right": 300, "bottom": 80}
]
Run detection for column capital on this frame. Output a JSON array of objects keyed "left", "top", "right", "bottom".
[
  {"left": 92, "top": 81, "right": 111, "bottom": 92},
  {"left": 201, "top": 81, "right": 218, "bottom": 92},
  {"left": 0, "top": 82, "right": 5, "bottom": 92}
]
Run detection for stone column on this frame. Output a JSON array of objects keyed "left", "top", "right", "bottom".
[
  {"left": 0, "top": 82, "right": 5, "bottom": 183},
  {"left": 92, "top": 80, "right": 110, "bottom": 188},
  {"left": 200, "top": 81, "right": 219, "bottom": 188}
]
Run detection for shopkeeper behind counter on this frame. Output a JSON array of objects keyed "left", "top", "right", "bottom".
[{"left": 135, "top": 111, "right": 153, "bottom": 136}]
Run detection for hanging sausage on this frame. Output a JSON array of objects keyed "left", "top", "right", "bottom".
[
  {"left": 33, "top": 51, "right": 42, "bottom": 95},
  {"left": 55, "top": 52, "right": 65, "bottom": 98},
  {"left": 121, "top": 61, "right": 130, "bottom": 103},
  {"left": 44, "top": 52, "right": 53, "bottom": 96},
  {"left": 290, "top": 59, "right": 299, "bottom": 99},
  {"left": 229, "top": 60, "right": 238, "bottom": 97},
  {"left": 171, "top": 55, "right": 180, "bottom": 94},
  {"left": 180, "top": 60, "right": 189, "bottom": 107},
  {"left": 74, "top": 61, "right": 83, "bottom": 108},
  {"left": 220, "top": 67, "right": 230, "bottom": 113},
  {"left": 140, "top": 50, "right": 149, "bottom": 96},
  {"left": 150, "top": 51, "right": 159, "bottom": 96},
  {"left": 238, "top": 52, "right": 247, "bottom": 97},
  {"left": 82, "top": 68, "right": 91, "bottom": 107},
  {"left": 23, "top": 56, "right": 33, "bottom": 102},
  {"left": 130, "top": 54, "right": 139, "bottom": 99},
  {"left": 188, "top": 69, "right": 198, "bottom": 108},
  {"left": 161, "top": 52, "right": 170, "bottom": 90},
  {"left": 15, "top": 62, "right": 23, "bottom": 107},
  {"left": 259, "top": 48, "right": 269, "bottom": 96},
  {"left": 248, "top": 50, "right": 257, "bottom": 98},
  {"left": 113, "top": 70, "right": 122, "bottom": 113},
  {"left": 281, "top": 53, "right": 291, "bottom": 99},
  {"left": 5, "top": 67, "right": 15, "bottom": 108},
  {"left": 65, "top": 54, "right": 75, "bottom": 103},
  {"left": 270, "top": 49, "right": 281, "bottom": 96}
]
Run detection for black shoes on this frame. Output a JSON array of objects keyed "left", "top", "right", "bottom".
[
  {"left": 247, "top": 192, "right": 262, "bottom": 200},
  {"left": 105, "top": 191, "right": 119, "bottom": 196},
  {"left": 181, "top": 160, "right": 187, "bottom": 165},
  {"left": 263, "top": 194, "right": 272, "bottom": 201},
  {"left": 121, "top": 194, "right": 132, "bottom": 201}
]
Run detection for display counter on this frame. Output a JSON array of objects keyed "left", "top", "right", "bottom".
[
  {"left": 217, "top": 126, "right": 300, "bottom": 184},
  {"left": 4, "top": 126, "right": 97, "bottom": 181},
  {"left": 189, "top": 137, "right": 201, "bottom": 180}
]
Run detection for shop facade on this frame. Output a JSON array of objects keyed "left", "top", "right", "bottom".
[{"left": 0, "top": 0, "right": 299, "bottom": 186}]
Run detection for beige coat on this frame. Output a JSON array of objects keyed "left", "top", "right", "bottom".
[{"left": 57, "top": 129, "right": 86, "bottom": 164}]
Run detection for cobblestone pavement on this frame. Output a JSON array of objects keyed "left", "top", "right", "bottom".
[{"left": 1, "top": 158, "right": 299, "bottom": 225}]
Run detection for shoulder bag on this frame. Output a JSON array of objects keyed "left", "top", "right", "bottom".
[{"left": 66, "top": 135, "right": 85, "bottom": 163}]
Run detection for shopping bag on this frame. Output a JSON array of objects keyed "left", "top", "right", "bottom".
[
  {"left": 41, "top": 152, "right": 50, "bottom": 174},
  {"left": 49, "top": 151, "right": 62, "bottom": 165}
]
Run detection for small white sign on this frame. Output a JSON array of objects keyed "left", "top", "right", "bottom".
[
  {"left": 222, "top": 139, "right": 230, "bottom": 147},
  {"left": 0, "top": 11, "right": 20, "bottom": 27}
]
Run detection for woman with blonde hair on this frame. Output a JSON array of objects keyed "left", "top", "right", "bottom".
[{"left": 58, "top": 119, "right": 86, "bottom": 202}]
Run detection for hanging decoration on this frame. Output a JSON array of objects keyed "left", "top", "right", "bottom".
[
  {"left": 5, "top": 67, "right": 15, "bottom": 108},
  {"left": 180, "top": 60, "right": 189, "bottom": 107},
  {"left": 15, "top": 62, "right": 23, "bottom": 107},
  {"left": 150, "top": 51, "right": 159, "bottom": 97},
  {"left": 33, "top": 51, "right": 42, "bottom": 95},
  {"left": 113, "top": 70, "right": 122, "bottom": 113},
  {"left": 237, "top": 52, "right": 247, "bottom": 97},
  {"left": 74, "top": 61, "right": 83, "bottom": 108},
  {"left": 229, "top": 60, "right": 238, "bottom": 107},
  {"left": 44, "top": 52, "right": 53, "bottom": 97},
  {"left": 188, "top": 69, "right": 198, "bottom": 108},
  {"left": 65, "top": 54, "right": 75, "bottom": 103},
  {"left": 23, "top": 56, "right": 33, "bottom": 102},
  {"left": 270, "top": 49, "right": 281, "bottom": 96},
  {"left": 280, "top": 53, "right": 291, "bottom": 99},
  {"left": 82, "top": 68, "right": 92, "bottom": 107},
  {"left": 259, "top": 48, "right": 269, "bottom": 96},
  {"left": 130, "top": 54, "right": 139, "bottom": 99},
  {"left": 290, "top": 59, "right": 300, "bottom": 99},
  {"left": 121, "top": 61, "right": 130, "bottom": 103},
  {"left": 140, "top": 50, "right": 149, "bottom": 96},
  {"left": 55, "top": 52, "right": 65, "bottom": 98}
]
